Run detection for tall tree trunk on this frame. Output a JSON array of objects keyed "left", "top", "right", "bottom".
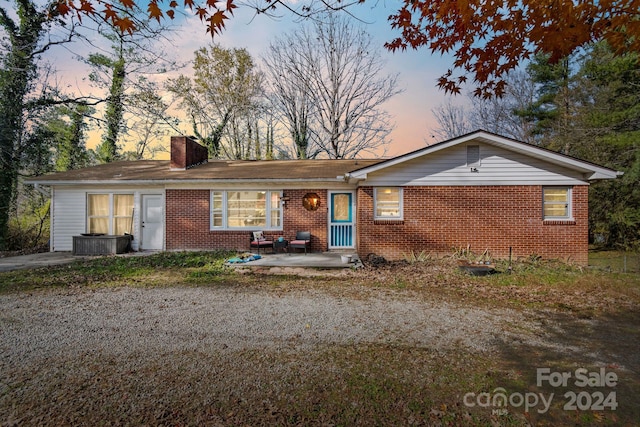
[
  {"left": 266, "top": 123, "right": 274, "bottom": 160},
  {"left": 253, "top": 121, "right": 261, "bottom": 160},
  {"left": 98, "top": 47, "right": 126, "bottom": 163},
  {"left": 0, "top": 0, "right": 48, "bottom": 250}
]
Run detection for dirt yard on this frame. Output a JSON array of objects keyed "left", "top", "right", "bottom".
[{"left": 1, "top": 257, "right": 638, "bottom": 426}]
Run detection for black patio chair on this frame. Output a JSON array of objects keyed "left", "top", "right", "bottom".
[
  {"left": 249, "top": 231, "right": 273, "bottom": 254},
  {"left": 289, "top": 231, "right": 311, "bottom": 254}
]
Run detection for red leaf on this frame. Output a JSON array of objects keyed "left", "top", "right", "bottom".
[
  {"left": 119, "top": 0, "right": 135, "bottom": 9},
  {"left": 115, "top": 16, "right": 135, "bottom": 34},
  {"left": 148, "top": 0, "right": 163, "bottom": 22},
  {"left": 209, "top": 10, "right": 227, "bottom": 32},
  {"left": 226, "top": 0, "right": 237, "bottom": 15},
  {"left": 56, "top": 1, "right": 71, "bottom": 16},
  {"left": 79, "top": 1, "right": 95, "bottom": 14},
  {"left": 104, "top": 6, "right": 118, "bottom": 22}
]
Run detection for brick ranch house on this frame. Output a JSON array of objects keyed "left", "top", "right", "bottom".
[{"left": 28, "top": 130, "right": 621, "bottom": 265}]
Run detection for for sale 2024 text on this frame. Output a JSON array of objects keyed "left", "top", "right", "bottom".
[
  {"left": 537, "top": 367, "right": 618, "bottom": 411},
  {"left": 463, "top": 367, "right": 618, "bottom": 415}
]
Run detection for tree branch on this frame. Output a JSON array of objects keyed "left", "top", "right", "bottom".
[
  {"left": 24, "top": 96, "right": 104, "bottom": 111},
  {"left": 0, "top": 5, "right": 18, "bottom": 38}
]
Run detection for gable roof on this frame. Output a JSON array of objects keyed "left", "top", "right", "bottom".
[
  {"left": 27, "top": 159, "right": 381, "bottom": 185},
  {"left": 347, "top": 130, "right": 622, "bottom": 181},
  {"left": 27, "top": 130, "right": 622, "bottom": 186}
]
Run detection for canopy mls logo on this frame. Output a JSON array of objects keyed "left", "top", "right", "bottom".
[
  {"left": 463, "top": 388, "right": 553, "bottom": 415},
  {"left": 463, "top": 367, "right": 618, "bottom": 415}
]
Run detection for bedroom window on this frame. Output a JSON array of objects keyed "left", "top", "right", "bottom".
[
  {"left": 210, "top": 190, "right": 282, "bottom": 230},
  {"left": 87, "top": 193, "right": 134, "bottom": 234},
  {"left": 543, "top": 187, "right": 572, "bottom": 220},
  {"left": 374, "top": 187, "right": 403, "bottom": 220}
]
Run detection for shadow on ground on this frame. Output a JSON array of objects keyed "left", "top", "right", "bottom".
[{"left": 491, "top": 309, "right": 640, "bottom": 425}]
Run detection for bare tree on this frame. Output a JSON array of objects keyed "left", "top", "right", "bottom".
[
  {"left": 123, "top": 77, "right": 180, "bottom": 160},
  {"left": 166, "top": 44, "right": 264, "bottom": 159},
  {"left": 83, "top": 19, "right": 180, "bottom": 163},
  {"left": 469, "top": 69, "right": 537, "bottom": 144},
  {"left": 263, "top": 48, "right": 316, "bottom": 159},
  {"left": 429, "top": 100, "right": 472, "bottom": 142},
  {"left": 264, "top": 13, "right": 401, "bottom": 159},
  {"left": 430, "top": 70, "right": 537, "bottom": 143}
]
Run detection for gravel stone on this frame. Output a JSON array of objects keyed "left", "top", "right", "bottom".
[{"left": 1, "top": 286, "right": 544, "bottom": 367}]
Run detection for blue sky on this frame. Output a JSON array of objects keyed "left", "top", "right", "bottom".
[{"left": 46, "top": 1, "right": 462, "bottom": 158}]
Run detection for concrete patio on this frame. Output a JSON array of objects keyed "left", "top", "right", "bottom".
[
  {"left": 227, "top": 251, "right": 362, "bottom": 269},
  {"left": 0, "top": 250, "right": 362, "bottom": 273}
]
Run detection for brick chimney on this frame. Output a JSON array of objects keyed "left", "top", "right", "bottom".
[{"left": 170, "top": 136, "right": 208, "bottom": 170}]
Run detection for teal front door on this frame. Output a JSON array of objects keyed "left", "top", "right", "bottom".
[{"left": 329, "top": 191, "right": 354, "bottom": 249}]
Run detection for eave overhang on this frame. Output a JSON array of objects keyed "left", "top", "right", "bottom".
[{"left": 345, "top": 130, "right": 622, "bottom": 182}]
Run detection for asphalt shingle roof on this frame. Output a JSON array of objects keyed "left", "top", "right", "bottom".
[{"left": 28, "top": 159, "right": 382, "bottom": 183}]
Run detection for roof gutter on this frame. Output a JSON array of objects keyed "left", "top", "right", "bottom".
[
  {"left": 25, "top": 177, "right": 352, "bottom": 186},
  {"left": 339, "top": 173, "right": 366, "bottom": 184}
]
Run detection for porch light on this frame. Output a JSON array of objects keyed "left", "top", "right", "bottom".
[{"left": 302, "top": 192, "right": 321, "bottom": 211}]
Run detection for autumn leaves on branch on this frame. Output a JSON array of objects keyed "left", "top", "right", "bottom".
[{"left": 53, "top": 0, "right": 640, "bottom": 97}]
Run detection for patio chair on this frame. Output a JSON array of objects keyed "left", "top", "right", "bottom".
[
  {"left": 289, "top": 231, "right": 311, "bottom": 254},
  {"left": 250, "top": 231, "right": 273, "bottom": 254}
]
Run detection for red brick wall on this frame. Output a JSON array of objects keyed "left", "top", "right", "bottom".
[
  {"left": 165, "top": 189, "right": 329, "bottom": 252},
  {"left": 170, "top": 136, "right": 208, "bottom": 170},
  {"left": 282, "top": 189, "right": 328, "bottom": 252},
  {"left": 356, "top": 186, "right": 589, "bottom": 265}
]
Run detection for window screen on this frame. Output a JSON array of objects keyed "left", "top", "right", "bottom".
[
  {"left": 374, "top": 188, "right": 402, "bottom": 219},
  {"left": 543, "top": 187, "right": 571, "bottom": 219}
]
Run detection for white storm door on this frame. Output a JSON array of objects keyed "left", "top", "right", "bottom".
[{"left": 141, "top": 195, "right": 163, "bottom": 250}]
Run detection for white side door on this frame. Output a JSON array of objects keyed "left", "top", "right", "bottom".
[{"left": 141, "top": 195, "right": 163, "bottom": 250}]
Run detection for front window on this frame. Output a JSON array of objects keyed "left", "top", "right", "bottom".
[
  {"left": 543, "top": 187, "right": 571, "bottom": 220},
  {"left": 210, "top": 190, "right": 282, "bottom": 229},
  {"left": 88, "top": 193, "right": 134, "bottom": 234},
  {"left": 374, "top": 187, "right": 403, "bottom": 220},
  {"left": 211, "top": 191, "right": 223, "bottom": 227}
]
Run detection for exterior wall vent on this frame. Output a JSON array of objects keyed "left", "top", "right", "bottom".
[{"left": 467, "top": 144, "right": 480, "bottom": 168}]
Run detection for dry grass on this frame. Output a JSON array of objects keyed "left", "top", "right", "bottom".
[{"left": 1, "top": 252, "right": 639, "bottom": 426}]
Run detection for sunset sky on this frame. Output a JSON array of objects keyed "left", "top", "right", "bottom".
[{"left": 47, "top": 2, "right": 464, "bottom": 158}]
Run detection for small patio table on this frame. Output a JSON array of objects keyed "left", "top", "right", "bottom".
[{"left": 273, "top": 239, "right": 288, "bottom": 254}]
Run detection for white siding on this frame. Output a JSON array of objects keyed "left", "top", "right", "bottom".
[
  {"left": 363, "top": 143, "right": 589, "bottom": 186},
  {"left": 50, "top": 186, "right": 164, "bottom": 252},
  {"left": 51, "top": 188, "right": 86, "bottom": 251}
]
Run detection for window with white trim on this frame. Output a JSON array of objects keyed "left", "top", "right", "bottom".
[
  {"left": 210, "top": 190, "right": 282, "bottom": 229},
  {"left": 374, "top": 187, "right": 403, "bottom": 220},
  {"left": 87, "top": 193, "right": 134, "bottom": 234},
  {"left": 543, "top": 187, "right": 572, "bottom": 220},
  {"left": 211, "top": 191, "right": 223, "bottom": 227}
]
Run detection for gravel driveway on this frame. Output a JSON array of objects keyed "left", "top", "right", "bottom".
[
  {"left": 3, "top": 285, "right": 636, "bottom": 425},
  {"left": 1, "top": 286, "right": 536, "bottom": 366}
]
